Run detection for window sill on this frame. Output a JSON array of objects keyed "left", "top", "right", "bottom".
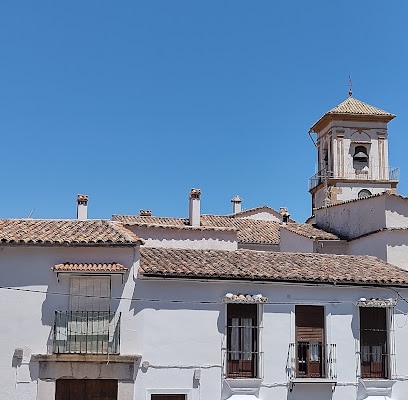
[
  {"left": 224, "top": 378, "right": 262, "bottom": 394},
  {"left": 359, "top": 378, "right": 396, "bottom": 397},
  {"left": 290, "top": 377, "right": 337, "bottom": 384}
]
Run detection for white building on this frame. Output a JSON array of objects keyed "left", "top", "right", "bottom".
[
  {"left": 0, "top": 197, "right": 143, "bottom": 400},
  {"left": 2, "top": 95, "right": 408, "bottom": 400},
  {"left": 283, "top": 95, "right": 408, "bottom": 272}
]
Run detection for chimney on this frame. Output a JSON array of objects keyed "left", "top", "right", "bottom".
[
  {"left": 279, "top": 207, "right": 290, "bottom": 224},
  {"left": 189, "top": 188, "right": 201, "bottom": 227},
  {"left": 231, "top": 195, "right": 242, "bottom": 214},
  {"left": 77, "top": 194, "right": 88, "bottom": 220},
  {"left": 140, "top": 209, "right": 152, "bottom": 216}
]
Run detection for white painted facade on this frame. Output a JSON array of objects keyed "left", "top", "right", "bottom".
[
  {"left": 124, "top": 225, "right": 238, "bottom": 250},
  {"left": 4, "top": 241, "right": 408, "bottom": 400},
  {"left": 308, "top": 194, "right": 408, "bottom": 269},
  {"left": 0, "top": 245, "right": 140, "bottom": 400},
  {"left": 132, "top": 276, "right": 408, "bottom": 400}
]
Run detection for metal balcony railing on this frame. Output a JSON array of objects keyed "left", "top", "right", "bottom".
[
  {"left": 53, "top": 311, "right": 121, "bottom": 355},
  {"left": 287, "top": 343, "right": 337, "bottom": 380},
  {"left": 308, "top": 167, "right": 400, "bottom": 191},
  {"left": 358, "top": 345, "right": 395, "bottom": 379}
]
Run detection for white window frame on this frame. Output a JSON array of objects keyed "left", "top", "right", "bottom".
[{"left": 146, "top": 388, "right": 192, "bottom": 400}]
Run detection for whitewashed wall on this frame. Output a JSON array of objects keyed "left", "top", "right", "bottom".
[
  {"left": 132, "top": 276, "right": 408, "bottom": 400},
  {"left": 314, "top": 195, "right": 387, "bottom": 239},
  {"left": 235, "top": 210, "right": 281, "bottom": 222},
  {"left": 0, "top": 245, "right": 137, "bottom": 400},
  {"left": 4, "top": 244, "right": 408, "bottom": 400},
  {"left": 279, "top": 229, "right": 315, "bottom": 253},
  {"left": 126, "top": 226, "right": 238, "bottom": 250}
]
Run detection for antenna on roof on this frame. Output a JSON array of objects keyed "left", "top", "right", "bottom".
[
  {"left": 27, "top": 209, "right": 35, "bottom": 218},
  {"left": 348, "top": 74, "right": 353, "bottom": 97}
]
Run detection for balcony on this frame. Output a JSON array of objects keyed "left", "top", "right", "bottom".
[
  {"left": 287, "top": 343, "right": 337, "bottom": 382},
  {"left": 53, "top": 311, "right": 121, "bottom": 355},
  {"left": 308, "top": 167, "right": 400, "bottom": 191}
]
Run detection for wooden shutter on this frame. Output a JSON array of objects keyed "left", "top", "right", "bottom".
[
  {"left": 70, "top": 276, "right": 110, "bottom": 311},
  {"left": 360, "top": 307, "right": 388, "bottom": 378},
  {"left": 56, "top": 379, "right": 117, "bottom": 400},
  {"left": 227, "top": 304, "right": 258, "bottom": 378},
  {"left": 151, "top": 396, "right": 186, "bottom": 400},
  {"left": 360, "top": 307, "right": 387, "bottom": 345},
  {"left": 295, "top": 305, "right": 324, "bottom": 342}
]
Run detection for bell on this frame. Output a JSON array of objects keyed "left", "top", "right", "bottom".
[{"left": 354, "top": 151, "right": 368, "bottom": 160}]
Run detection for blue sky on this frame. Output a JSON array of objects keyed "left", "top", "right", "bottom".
[{"left": 1, "top": 1, "right": 408, "bottom": 222}]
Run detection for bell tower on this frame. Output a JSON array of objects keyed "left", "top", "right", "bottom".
[{"left": 308, "top": 93, "right": 399, "bottom": 211}]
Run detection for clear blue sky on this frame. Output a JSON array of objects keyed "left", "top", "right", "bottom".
[{"left": 1, "top": 1, "right": 408, "bottom": 222}]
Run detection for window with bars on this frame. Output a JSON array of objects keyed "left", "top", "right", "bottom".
[
  {"left": 54, "top": 276, "right": 120, "bottom": 354},
  {"left": 226, "top": 303, "right": 259, "bottom": 378},
  {"left": 360, "top": 307, "right": 390, "bottom": 379}
]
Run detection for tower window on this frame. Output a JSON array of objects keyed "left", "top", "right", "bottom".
[{"left": 353, "top": 146, "right": 369, "bottom": 162}]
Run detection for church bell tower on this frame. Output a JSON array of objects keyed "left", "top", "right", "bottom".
[{"left": 308, "top": 93, "right": 399, "bottom": 211}]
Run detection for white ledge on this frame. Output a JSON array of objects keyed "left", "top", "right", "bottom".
[{"left": 224, "top": 378, "right": 262, "bottom": 394}]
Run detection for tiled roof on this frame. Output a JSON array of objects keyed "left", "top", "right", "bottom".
[
  {"left": 281, "top": 222, "right": 341, "bottom": 240},
  {"left": 349, "top": 227, "right": 408, "bottom": 242},
  {"left": 313, "top": 191, "right": 405, "bottom": 212},
  {"left": 310, "top": 97, "right": 395, "bottom": 132},
  {"left": 113, "top": 214, "right": 280, "bottom": 244},
  {"left": 0, "top": 219, "right": 142, "bottom": 246},
  {"left": 53, "top": 262, "right": 128, "bottom": 272},
  {"left": 327, "top": 97, "right": 394, "bottom": 117},
  {"left": 230, "top": 205, "right": 281, "bottom": 218},
  {"left": 201, "top": 215, "right": 280, "bottom": 244},
  {"left": 113, "top": 215, "right": 189, "bottom": 226},
  {"left": 140, "top": 247, "right": 408, "bottom": 287}
]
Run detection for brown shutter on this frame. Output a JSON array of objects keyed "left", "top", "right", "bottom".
[
  {"left": 56, "top": 379, "right": 118, "bottom": 400},
  {"left": 295, "top": 305, "right": 324, "bottom": 343}
]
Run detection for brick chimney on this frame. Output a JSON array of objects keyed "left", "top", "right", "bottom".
[
  {"left": 189, "top": 188, "right": 201, "bottom": 227},
  {"left": 77, "top": 194, "right": 88, "bottom": 220},
  {"left": 231, "top": 195, "right": 242, "bottom": 214}
]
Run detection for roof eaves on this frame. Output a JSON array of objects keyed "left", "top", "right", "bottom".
[{"left": 139, "top": 271, "right": 408, "bottom": 287}]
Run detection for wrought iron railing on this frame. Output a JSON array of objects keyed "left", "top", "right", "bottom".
[
  {"left": 287, "top": 343, "right": 337, "bottom": 380},
  {"left": 53, "top": 311, "right": 121, "bottom": 354},
  {"left": 224, "top": 349, "right": 263, "bottom": 378},
  {"left": 308, "top": 167, "right": 400, "bottom": 191},
  {"left": 358, "top": 345, "right": 393, "bottom": 379}
]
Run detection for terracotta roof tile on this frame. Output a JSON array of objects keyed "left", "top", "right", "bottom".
[
  {"left": 314, "top": 191, "right": 406, "bottom": 211},
  {"left": 201, "top": 215, "right": 280, "bottom": 244},
  {"left": 139, "top": 247, "right": 408, "bottom": 287},
  {"left": 53, "top": 262, "right": 128, "bottom": 272},
  {"left": 229, "top": 205, "right": 281, "bottom": 218},
  {"left": 310, "top": 97, "right": 395, "bottom": 132},
  {"left": 0, "top": 219, "right": 142, "bottom": 246},
  {"left": 327, "top": 97, "right": 394, "bottom": 117},
  {"left": 113, "top": 214, "right": 280, "bottom": 245},
  {"left": 281, "top": 222, "right": 341, "bottom": 240},
  {"left": 113, "top": 215, "right": 189, "bottom": 226}
]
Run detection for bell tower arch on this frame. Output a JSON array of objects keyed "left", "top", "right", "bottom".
[{"left": 308, "top": 94, "right": 399, "bottom": 211}]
